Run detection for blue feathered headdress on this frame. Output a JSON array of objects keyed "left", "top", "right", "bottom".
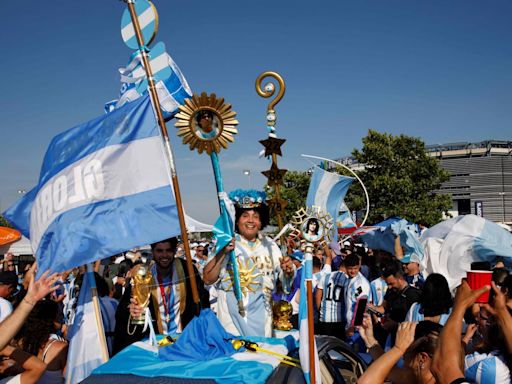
[{"left": 228, "top": 189, "right": 266, "bottom": 209}]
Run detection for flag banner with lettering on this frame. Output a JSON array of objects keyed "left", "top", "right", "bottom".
[{"left": 3, "top": 95, "right": 180, "bottom": 275}]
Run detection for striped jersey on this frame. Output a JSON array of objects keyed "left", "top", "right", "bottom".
[
  {"left": 405, "top": 302, "right": 451, "bottom": 325},
  {"left": 465, "top": 351, "right": 510, "bottom": 384},
  {"left": 318, "top": 271, "right": 348, "bottom": 323},
  {"left": 370, "top": 277, "right": 388, "bottom": 307},
  {"left": 345, "top": 272, "right": 371, "bottom": 328}
]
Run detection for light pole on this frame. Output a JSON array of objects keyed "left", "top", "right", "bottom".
[{"left": 243, "top": 170, "right": 251, "bottom": 189}]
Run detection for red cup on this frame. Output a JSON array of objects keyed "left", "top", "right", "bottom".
[{"left": 466, "top": 270, "right": 493, "bottom": 303}]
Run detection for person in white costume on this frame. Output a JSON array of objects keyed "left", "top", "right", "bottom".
[{"left": 203, "top": 189, "right": 295, "bottom": 337}]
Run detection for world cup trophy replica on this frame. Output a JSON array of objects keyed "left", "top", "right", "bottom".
[
  {"left": 130, "top": 264, "right": 153, "bottom": 325},
  {"left": 272, "top": 300, "right": 293, "bottom": 331}
]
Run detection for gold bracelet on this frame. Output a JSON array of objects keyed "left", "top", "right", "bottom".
[{"left": 23, "top": 297, "right": 36, "bottom": 306}]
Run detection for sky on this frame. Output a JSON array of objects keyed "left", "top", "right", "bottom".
[{"left": 0, "top": 0, "right": 511, "bottom": 224}]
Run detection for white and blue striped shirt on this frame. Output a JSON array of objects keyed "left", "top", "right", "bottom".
[
  {"left": 370, "top": 277, "right": 388, "bottom": 307},
  {"left": 465, "top": 351, "right": 510, "bottom": 384},
  {"left": 345, "top": 272, "right": 371, "bottom": 328},
  {"left": 318, "top": 271, "right": 348, "bottom": 323},
  {"left": 405, "top": 302, "right": 451, "bottom": 325}
]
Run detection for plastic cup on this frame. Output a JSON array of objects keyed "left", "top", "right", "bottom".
[{"left": 466, "top": 270, "right": 493, "bottom": 303}]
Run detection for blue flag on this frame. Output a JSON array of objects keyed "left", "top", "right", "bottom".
[
  {"left": 3, "top": 96, "right": 180, "bottom": 274},
  {"left": 306, "top": 167, "right": 353, "bottom": 241}
]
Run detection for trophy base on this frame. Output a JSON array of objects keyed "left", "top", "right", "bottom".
[{"left": 130, "top": 315, "right": 146, "bottom": 325}]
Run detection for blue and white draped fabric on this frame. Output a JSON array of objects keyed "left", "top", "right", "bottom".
[
  {"left": 405, "top": 302, "right": 451, "bottom": 325},
  {"left": 214, "top": 234, "right": 285, "bottom": 337},
  {"left": 465, "top": 351, "right": 510, "bottom": 384},
  {"left": 344, "top": 272, "right": 371, "bottom": 329},
  {"left": 93, "top": 332, "right": 290, "bottom": 384},
  {"left": 370, "top": 277, "right": 388, "bottom": 307},
  {"left": 66, "top": 271, "right": 107, "bottom": 384},
  {"left": 3, "top": 96, "right": 182, "bottom": 276},
  {"left": 390, "top": 219, "right": 425, "bottom": 263},
  {"left": 298, "top": 252, "right": 321, "bottom": 384},
  {"left": 306, "top": 167, "right": 354, "bottom": 241},
  {"left": 421, "top": 215, "right": 512, "bottom": 291},
  {"left": 317, "top": 271, "right": 347, "bottom": 323},
  {"left": 337, "top": 202, "right": 356, "bottom": 229},
  {"left": 105, "top": 41, "right": 192, "bottom": 120}
]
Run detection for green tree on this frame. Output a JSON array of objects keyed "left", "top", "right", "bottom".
[
  {"left": 0, "top": 214, "right": 13, "bottom": 228},
  {"left": 266, "top": 171, "right": 311, "bottom": 226},
  {"left": 350, "top": 129, "right": 452, "bottom": 226}
]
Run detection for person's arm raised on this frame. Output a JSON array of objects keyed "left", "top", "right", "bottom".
[
  {"left": 0, "top": 266, "right": 59, "bottom": 350},
  {"left": 202, "top": 238, "right": 234, "bottom": 285},
  {"left": 432, "top": 280, "right": 490, "bottom": 384}
]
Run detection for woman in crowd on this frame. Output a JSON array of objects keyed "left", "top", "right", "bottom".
[
  {"left": 14, "top": 300, "right": 68, "bottom": 384},
  {"left": 405, "top": 273, "right": 453, "bottom": 325}
]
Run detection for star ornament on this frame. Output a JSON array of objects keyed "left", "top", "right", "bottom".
[
  {"left": 259, "top": 137, "right": 286, "bottom": 157},
  {"left": 267, "top": 198, "right": 288, "bottom": 216},
  {"left": 261, "top": 163, "right": 287, "bottom": 187}
]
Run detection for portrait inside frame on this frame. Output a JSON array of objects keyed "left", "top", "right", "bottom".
[
  {"left": 301, "top": 217, "right": 323, "bottom": 243},
  {"left": 192, "top": 108, "right": 222, "bottom": 141}
]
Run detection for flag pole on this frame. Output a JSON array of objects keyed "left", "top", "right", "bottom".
[
  {"left": 304, "top": 246, "right": 316, "bottom": 384},
  {"left": 86, "top": 264, "right": 109, "bottom": 363},
  {"left": 125, "top": 0, "right": 200, "bottom": 309}
]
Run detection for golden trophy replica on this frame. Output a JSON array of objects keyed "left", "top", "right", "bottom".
[
  {"left": 272, "top": 300, "right": 293, "bottom": 331},
  {"left": 130, "top": 264, "right": 153, "bottom": 325}
]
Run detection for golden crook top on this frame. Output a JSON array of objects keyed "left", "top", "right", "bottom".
[{"left": 255, "top": 71, "right": 286, "bottom": 112}]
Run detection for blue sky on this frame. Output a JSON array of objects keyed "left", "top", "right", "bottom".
[{"left": 1, "top": 0, "right": 511, "bottom": 224}]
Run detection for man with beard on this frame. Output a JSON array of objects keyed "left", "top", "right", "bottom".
[{"left": 113, "top": 237, "right": 209, "bottom": 354}]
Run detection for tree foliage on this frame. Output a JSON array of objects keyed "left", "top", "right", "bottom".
[
  {"left": 0, "top": 214, "right": 13, "bottom": 228},
  {"left": 350, "top": 129, "right": 452, "bottom": 226}
]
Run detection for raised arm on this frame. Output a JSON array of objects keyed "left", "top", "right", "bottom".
[
  {"left": 202, "top": 238, "right": 234, "bottom": 285},
  {"left": 431, "top": 280, "right": 490, "bottom": 384}
]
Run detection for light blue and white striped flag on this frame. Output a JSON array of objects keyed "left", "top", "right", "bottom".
[
  {"left": 105, "top": 42, "right": 192, "bottom": 120},
  {"left": 65, "top": 270, "right": 107, "bottom": 384},
  {"left": 3, "top": 96, "right": 181, "bottom": 275},
  {"left": 299, "top": 252, "right": 321, "bottom": 384},
  {"left": 306, "top": 167, "right": 354, "bottom": 241}
]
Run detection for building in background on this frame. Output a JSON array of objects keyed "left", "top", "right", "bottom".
[{"left": 426, "top": 140, "right": 511, "bottom": 225}]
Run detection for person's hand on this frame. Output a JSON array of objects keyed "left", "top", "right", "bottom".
[
  {"left": 454, "top": 279, "right": 490, "bottom": 312},
  {"left": 462, "top": 323, "right": 478, "bottom": 344},
  {"left": 222, "top": 238, "right": 235, "bottom": 254},
  {"left": 483, "top": 281, "right": 508, "bottom": 315},
  {"left": 129, "top": 297, "right": 144, "bottom": 319},
  {"left": 280, "top": 256, "right": 294, "bottom": 276},
  {"left": 357, "top": 313, "right": 378, "bottom": 347},
  {"left": 394, "top": 322, "right": 417, "bottom": 354},
  {"left": 26, "top": 266, "right": 60, "bottom": 303}
]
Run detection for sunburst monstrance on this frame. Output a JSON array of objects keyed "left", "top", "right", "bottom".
[{"left": 174, "top": 92, "right": 239, "bottom": 155}]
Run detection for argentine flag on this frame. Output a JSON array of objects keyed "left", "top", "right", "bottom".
[
  {"left": 66, "top": 269, "right": 108, "bottom": 384},
  {"left": 299, "top": 252, "right": 321, "bottom": 384},
  {"left": 306, "top": 167, "right": 354, "bottom": 241},
  {"left": 3, "top": 96, "right": 180, "bottom": 275}
]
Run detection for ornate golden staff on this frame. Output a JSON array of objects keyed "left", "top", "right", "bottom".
[
  {"left": 174, "top": 93, "right": 245, "bottom": 315},
  {"left": 255, "top": 72, "right": 287, "bottom": 239}
]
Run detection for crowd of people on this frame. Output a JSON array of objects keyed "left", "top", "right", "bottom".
[{"left": 0, "top": 189, "right": 511, "bottom": 383}]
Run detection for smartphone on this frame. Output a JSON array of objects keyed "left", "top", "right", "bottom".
[
  {"left": 351, "top": 296, "right": 368, "bottom": 327},
  {"left": 367, "top": 306, "right": 383, "bottom": 318}
]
